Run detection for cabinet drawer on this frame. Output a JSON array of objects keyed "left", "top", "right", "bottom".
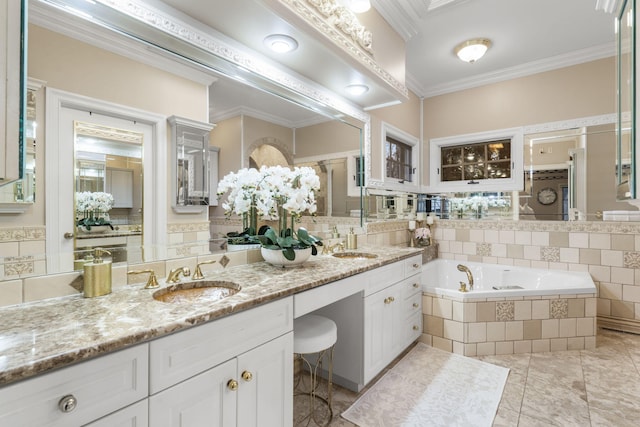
[
  {"left": 403, "top": 292, "right": 422, "bottom": 318},
  {"left": 365, "top": 261, "right": 404, "bottom": 296},
  {"left": 150, "top": 297, "right": 293, "bottom": 394},
  {"left": 0, "top": 344, "right": 148, "bottom": 427},
  {"left": 404, "top": 255, "right": 422, "bottom": 278},
  {"left": 404, "top": 312, "right": 423, "bottom": 344},
  {"left": 401, "top": 276, "right": 422, "bottom": 299}
]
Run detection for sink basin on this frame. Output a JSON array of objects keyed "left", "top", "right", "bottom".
[
  {"left": 153, "top": 280, "right": 241, "bottom": 303},
  {"left": 332, "top": 252, "right": 378, "bottom": 259}
]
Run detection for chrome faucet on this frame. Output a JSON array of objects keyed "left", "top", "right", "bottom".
[
  {"left": 457, "top": 264, "right": 474, "bottom": 290},
  {"left": 166, "top": 266, "right": 191, "bottom": 284}
]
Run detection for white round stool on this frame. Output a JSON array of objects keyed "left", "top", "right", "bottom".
[{"left": 294, "top": 314, "right": 337, "bottom": 427}]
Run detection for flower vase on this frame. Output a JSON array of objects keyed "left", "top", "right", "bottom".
[
  {"left": 78, "top": 225, "right": 111, "bottom": 234},
  {"left": 261, "top": 247, "right": 312, "bottom": 267}
]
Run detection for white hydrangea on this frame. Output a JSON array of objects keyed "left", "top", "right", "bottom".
[{"left": 76, "top": 192, "right": 114, "bottom": 213}]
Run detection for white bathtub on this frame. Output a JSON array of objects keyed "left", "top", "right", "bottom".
[{"left": 422, "top": 259, "right": 596, "bottom": 299}]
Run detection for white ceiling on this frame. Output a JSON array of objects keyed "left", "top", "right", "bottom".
[
  {"left": 165, "top": 0, "right": 618, "bottom": 119},
  {"left": 38, "top": 0, "right": 618, "bottom": 124},
  {"left": 381, "top": 0, "right": 617, "bottom": 97}
]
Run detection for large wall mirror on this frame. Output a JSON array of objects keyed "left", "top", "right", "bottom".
[{"left": 3, "top": 0, "right": 368, "bottom": 279}]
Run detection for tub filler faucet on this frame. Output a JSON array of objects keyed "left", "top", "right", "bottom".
[{"left": 457, "top": 264, "right": 474, "bottom": 291}]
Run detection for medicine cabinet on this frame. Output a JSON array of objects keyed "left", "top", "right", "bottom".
[{"left": 169, "top": 116, "right": 215, "bottom": 213}]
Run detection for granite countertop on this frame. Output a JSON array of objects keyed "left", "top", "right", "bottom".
[{"left": 0, "top": 245, "right": 422, "bottom": 386}]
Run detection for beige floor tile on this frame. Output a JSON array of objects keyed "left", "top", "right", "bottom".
[{"left": 314, "top": 329, "right": 640, "bottom": 427}]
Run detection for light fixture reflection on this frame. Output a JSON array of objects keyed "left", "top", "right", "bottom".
[
  {"left": 263, "top": 34, "right": 299, "bottom": 53},
  {"left": 454, "top": 38, "right": 491, "bottom": 63},
  {"left": 345, "top": 84, "right": 369, "bottom": 96}
]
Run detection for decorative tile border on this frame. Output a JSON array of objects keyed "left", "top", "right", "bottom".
[
  {"left": 0, "top": 226, "right": 46, "bottom": 242},
  {"left": 623, "top": 251, "right": 640, "bottom": 268},
  {"left": 436, "top": 219, "right": 640, "bottom": 234},
  {"left": 167, "top": 222, "right": 210, "bottom": 233},
  {"left": 551, "top": 299, "right": 569, "bottom": 319},
  {"left": 496, "top": 301, "right": 514, "bottom": 321},
  {"left": 541, "top": 246, "right": 560, "bottom": 262}
]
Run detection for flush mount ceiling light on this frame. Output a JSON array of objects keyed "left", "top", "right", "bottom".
[
  {"left": 454, "top": 38, "right": 491, "bottom": 63},
  {"left": 345, "top": 84, "right": 369, "bottom": 96},
  {"left": 263, "top": 34, "right": 299, "bottom": 53},
  {"left": 347, "top": 0, "right": 371, "bottom": 13}
]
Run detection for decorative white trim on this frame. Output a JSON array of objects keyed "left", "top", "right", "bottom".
[
  {"left": 307, "top": 0, "right": 373, "bottom": 53},
  {"left": 0, "top": 203, "right": 32, "bottom": 214},
  {"left": 419, "top": 42, "right": 615, "bottom": 98},
  {"left": 210, "top": 105, "right": 330, "bottom": 129},
  {"left": 45, "top": 88, "right": 167, "bottom": 273},
  {"left": 523, "top": 113, "right": 617, "bottom": 134},
  {"left": 268, "top": 0, "right": 409, "bottom": 99}
]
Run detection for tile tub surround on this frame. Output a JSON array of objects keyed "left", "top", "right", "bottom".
[
  {"left": 433, "top": 219, "right": 640, "bottom": 334},
  {"left": 421, "top": 292, "right": 597, "bottom": 356},
  {"left": 0, "top": 245, "right": 421, "bottom": 386}
]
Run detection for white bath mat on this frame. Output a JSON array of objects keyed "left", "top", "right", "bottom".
[{"left": 341, "top": 343, "right": 509, "bottom": 427}]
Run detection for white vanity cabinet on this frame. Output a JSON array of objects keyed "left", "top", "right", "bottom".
[
  {"left": 0, "top": 343, "right": 149, "bottom": 426},
  {"left": 148, "top": 297, "right": 294, "bottom": 427},
  {"left": 363, "top": 255, "right": 422, "bottom": 384}
]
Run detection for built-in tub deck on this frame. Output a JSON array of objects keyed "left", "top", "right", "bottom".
[{"left": 421, "top": 259, "right": 597, "bottom": 356}]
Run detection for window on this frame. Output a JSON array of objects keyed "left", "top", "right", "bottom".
[
  {"left": 381, "top": 122, "right": 420, "bottom": 191},
  {"left": 386, "top": 136, "right": 413, "bottom": 182}
]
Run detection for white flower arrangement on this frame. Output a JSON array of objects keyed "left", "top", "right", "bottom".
[
  {"left": 76, "top": 191, "right": 114, "bottom": 214},
  {"left": 75, "top": 191, "right": 114, "bottom": 230},
  {"left": 217, "top": 166, "right": 322, "bottom": 260}
]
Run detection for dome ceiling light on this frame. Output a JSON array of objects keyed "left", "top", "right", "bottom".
[
  {"left": 263, "top": 34, "right": 299, "bottom": 53},
  {"left": 345, "top": 84, "right": 369, "bottom": 96},
  {"left": 453, "top": 38, "right": 492, "bottom": 63}
]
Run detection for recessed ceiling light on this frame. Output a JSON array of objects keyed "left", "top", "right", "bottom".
[
  {"left": 454, "top": 38, "right": 491, "bottom": 63},
  {"left": 345, "top": 84, "right": 369, "bottom": 96},
  {"left": 263, "top": 34, "right": 299, "bottom": 54}
]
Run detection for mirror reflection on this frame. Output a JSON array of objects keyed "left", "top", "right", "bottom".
[{"left": 73, "top": 121, "right": 143, "bottom": 267}]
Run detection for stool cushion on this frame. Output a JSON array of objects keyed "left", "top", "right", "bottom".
[{"left": 294, "top": 314, "right": 337, "bottom": 354}]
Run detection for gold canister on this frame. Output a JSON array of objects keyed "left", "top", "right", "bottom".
[
  {"left": 83, "top": 248, "right": 112, "bottom": 298},
  {"left": 346, "top": 228, "right": 357, "bottom": 250}
]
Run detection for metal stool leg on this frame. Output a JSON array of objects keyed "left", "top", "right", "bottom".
[{"left": 294, "top": 345, "right": 335, "bottom": 427}]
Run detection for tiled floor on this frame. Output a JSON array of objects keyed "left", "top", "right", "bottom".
[{"left": 295, "top": 328, "right": 640, "bottom": 426}]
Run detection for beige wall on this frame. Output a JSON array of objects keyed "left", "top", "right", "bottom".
[
  {"left": 295, "top": 120, "right": 360, "bottom": 158},
  {"left": 20, "top": 24, "right": 211, "bottom": 228},
  {"left": 359, "top": 9, "right": 406, "bottom": 84}
]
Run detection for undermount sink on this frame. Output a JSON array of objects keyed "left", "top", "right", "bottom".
[
  {"left": 332, "top": 252, "right": 378, "bottom": 259},
  {"left": 153, "top": 280, "right": 241, "bottom": 303}
]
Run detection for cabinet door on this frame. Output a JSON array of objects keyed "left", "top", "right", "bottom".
[
  {"left": 149, "top": 359, "right": 237, "bottom": 427},
  {"left": 84, "top": 399, "right": 148, "bottom": 427},
  {"left": 237, "top": 333, "right": 293, "bottom": 427},
  {"left": 106, "top": 168, "right": 134, "bottom": 208},
  {"left": 363, "top": 285, "right": 398, "bottom": 383}
]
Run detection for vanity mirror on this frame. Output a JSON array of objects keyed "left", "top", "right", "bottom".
[
  {"left": 426, "top": 118, "right": 638, "bottom": 222},
  {"left": 0, "top": 0, "right": 369, "bottom": 280}
]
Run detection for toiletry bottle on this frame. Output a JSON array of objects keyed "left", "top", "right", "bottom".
[
  {"left": 83, "top": 248, "right": 112, "bottom": 298},
  {"left": 346, "top": 227, "right": 357, "bottom": 250}
]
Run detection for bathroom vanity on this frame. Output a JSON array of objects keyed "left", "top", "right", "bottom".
[{"left": 0, "top": 247, "right": 422, "bottom": 426}]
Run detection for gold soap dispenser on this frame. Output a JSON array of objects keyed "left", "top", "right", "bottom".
[{"left": 83, "top": 248, "right": 112, "bottom": 298}]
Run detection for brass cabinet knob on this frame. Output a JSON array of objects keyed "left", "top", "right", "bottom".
[
  {"left": 384, "top": 297, "right": 391, "bottom": 304},
  {"left": 63, "top": 232, "right": 75, "bottom": 239},
  {"left": 390, "top": 296, "right": 395, "bottom": 302},
  {"left": 412, "top": 263, "right": 420, "bottom": 269},
  {"left": 227, "top": 379, "right": 239, "bottom": 391},
  {"left": 413, "top": 303, "right": 419, "bottom": 308},
  {"left": 413, "top": 283, "right": 419, "bottom": 288},
  {"left": 242, "top": 370, "right": 253, "bottom": 382},
  {"left": 413, "top": 325, "right": 420, "bottom": 331},
  {"left": 58, "top": 394, "right": 77, "bottom": 413}
]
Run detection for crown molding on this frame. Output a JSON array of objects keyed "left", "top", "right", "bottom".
[{"left": 419, "top": 42, "right": 615, "bottom": 98}]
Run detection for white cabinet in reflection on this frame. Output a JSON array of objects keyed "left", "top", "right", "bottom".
[{"left": 106, "top": 168, "right": 133, "bottom": 208}]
